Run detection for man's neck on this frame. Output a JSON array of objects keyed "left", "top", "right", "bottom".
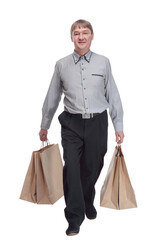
[{"left": 74, "top": 49, "right": 90, "bottom": 56}]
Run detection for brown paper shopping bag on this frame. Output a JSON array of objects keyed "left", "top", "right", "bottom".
[
  {"left": 100, "top": 145, "right": 137, "bottom": 210},
  {"left": 19, "top": 143, "right": 64, "bottom": 204}
]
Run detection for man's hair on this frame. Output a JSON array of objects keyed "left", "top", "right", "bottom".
[{"left": 70, "top": 19, "right": 93, "bottom": 36}]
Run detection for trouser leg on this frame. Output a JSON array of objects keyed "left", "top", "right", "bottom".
[
  {"left": 80, "top": 110, "right": 108, "bottom": 211},
  {"left": 58, "top": 111, "right": 85, "bottom": 226}
]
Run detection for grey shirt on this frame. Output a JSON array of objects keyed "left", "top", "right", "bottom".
[{"left": 40, "top": 50, "right": 123, "bottom": 132}]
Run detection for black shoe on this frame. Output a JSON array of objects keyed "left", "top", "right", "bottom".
[
  {"left": 85, "top": 206, "right": 97, "bottom": 220},
  {"left": 66, "top": 223, "right": 80, "bottom": 236}
]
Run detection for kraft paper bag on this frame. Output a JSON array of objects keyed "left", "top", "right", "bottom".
[
  {"left": 100, "top": 145, "right": 137, "bottom": 210},
  {"left": 19, "top": 143, "right": 64, "bottom": 204}
]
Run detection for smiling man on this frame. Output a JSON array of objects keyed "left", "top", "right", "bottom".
[
  {"left": 39, "top": 19, "right": 124, "bottom": 236},
  {"left": 71, "top": 25, "right": 94, "bottom": 55}
]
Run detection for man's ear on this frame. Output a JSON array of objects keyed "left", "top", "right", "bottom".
[{"left": 71, "top": 35, "right": 73, "bottom": 42}]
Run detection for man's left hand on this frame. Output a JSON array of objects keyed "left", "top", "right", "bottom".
[{"left": 115, "top": 131, "right": 124, "bottom": 144}]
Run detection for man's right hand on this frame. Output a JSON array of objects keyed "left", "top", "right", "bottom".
[{"left": 39, "top": 129, "right": 48, "bottom": 141}]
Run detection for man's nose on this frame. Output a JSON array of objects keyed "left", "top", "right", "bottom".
[{"left": 79, "top": 33, "right": 84, "bottom": 39}]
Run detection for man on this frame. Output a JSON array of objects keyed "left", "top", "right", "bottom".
[{"left": 39, "top": 19, "right": 124, "bottom": 236}]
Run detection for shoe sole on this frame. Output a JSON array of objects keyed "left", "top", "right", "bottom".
[{"left": 66, "top": 232, "right": 79, "bottom": 236}]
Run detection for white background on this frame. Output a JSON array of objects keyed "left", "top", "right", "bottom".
[{"left": 0, "top": 0, "right": 160, "bottom": 239}]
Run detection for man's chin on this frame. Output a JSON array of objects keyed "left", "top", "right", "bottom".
[{"left": 77, "top": 44, "right": 87, "bottom": 49}]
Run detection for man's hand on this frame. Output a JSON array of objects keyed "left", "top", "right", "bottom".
[
  {"left": 39, "top": 129, "right": 48, "bottom": 141},
  {"left": 115, "top": 131, "right": 124, "bottom": 144}
]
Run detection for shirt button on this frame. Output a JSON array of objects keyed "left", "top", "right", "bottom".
[
  {"left": 84, "top": 88, "right": 86, "bottom": 90},
  {"left": 85, "top": 98, "right": 87, "bottom": 100},
  {"left": 82, "top": 68, "right": 84, "bottom": 71},
  {"left": 83, "top": 78, "right": 85, "bottom": 80}
]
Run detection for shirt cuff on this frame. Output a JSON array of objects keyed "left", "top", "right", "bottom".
[
  {"left": 113, "top": 122, "right": 123, "bottom": 132},
  {"left": 40, "top": 117, "right": 51, "bottom": 130}
]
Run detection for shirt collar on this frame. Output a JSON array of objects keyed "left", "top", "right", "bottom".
[{"left": 72, "top": 50, "right": 92, "bottom": 64}]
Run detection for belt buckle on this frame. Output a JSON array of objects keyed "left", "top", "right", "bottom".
[{"left": 82, "top": 113, "right": 93, "bottom": 119}]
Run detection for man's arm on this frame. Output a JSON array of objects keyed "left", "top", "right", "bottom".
[
  {"left": 39, "top": 62, "right": 62, "bottom": 140},
  {"left": 105, "top": 59, "right": 124, "bottom": 143}
]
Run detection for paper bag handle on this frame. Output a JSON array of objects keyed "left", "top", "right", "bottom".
[
  {"left": 40, "top": 139, "right": 50, "bottom": 149},
  {"left": 116, "top": 144, "right": 123, "bottom": 157}
]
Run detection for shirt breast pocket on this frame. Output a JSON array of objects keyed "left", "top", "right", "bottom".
[
  {"left": 91, "top": 73, "right": 106, "bottom": 88},
  {"left": 90, "top": 73, "right": 107, "bottom": 97}
]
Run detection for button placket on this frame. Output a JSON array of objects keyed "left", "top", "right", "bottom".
[{"left": 81, "top": 58, "right": 89, "bottom": 113}]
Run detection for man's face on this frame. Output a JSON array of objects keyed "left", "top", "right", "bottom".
[{"left": 71, "top": 26, "right": 94, "bottom": 54}]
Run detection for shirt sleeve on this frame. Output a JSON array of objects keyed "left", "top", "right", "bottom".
[
  {"left": 40, "top": 62, "right": 62, "bottom": 130},
  {"left": 105, "top": 59, "right": 124, "bottom": 132}
]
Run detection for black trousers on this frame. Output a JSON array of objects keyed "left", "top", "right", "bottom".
[{"left": 58, "top": 110, "right": 108, "bottom": 226}]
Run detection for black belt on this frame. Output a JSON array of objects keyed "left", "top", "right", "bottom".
[{"left": 65, "top": 111, "right": 101, "bottom": 119}]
